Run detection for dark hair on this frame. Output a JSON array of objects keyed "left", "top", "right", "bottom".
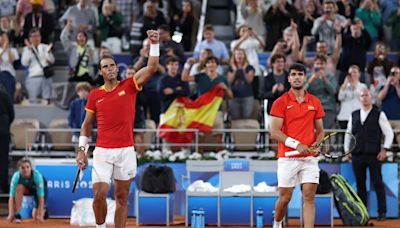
[
  {"left": 158, "top": 24, "right": 170, "bottom": 33},
  {"left": 314, "top": 54, "right": 327, "bottom": 63},
  {"left": 0, "top": 31, "right": 5, "bottom": 36},
  {"left": 323, "top": 0, "right": 336, "bottom": 6},
  {"left": 17, "top": 157, "right": 32, "bottom": 168},
  {"left": 270, "top": 53, "right": 286, "bottom": 64},
  {"left": 98, "top": 54, "right": 116, "bottom": 70},
  {"left": 205, "top": 56, "right": 219, "bottom": 65},
  {"left": 165, "top": 56, "right": 180, "bottom": 65},
  {"left": 29, "top": 28, "right": 41, "bottom": 37},
  {"left": 77, "top": 31, "right": 88, "bottom": 41},
  {"left": 204, "top": 24, "right": 214, "bottom": 32},
  {"left": 288, "top": 63, "right": 306, "bottom": 75}
]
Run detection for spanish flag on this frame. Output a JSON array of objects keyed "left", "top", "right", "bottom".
[{"left": 159, "top": 86, "right": 225, "bottom": 144}]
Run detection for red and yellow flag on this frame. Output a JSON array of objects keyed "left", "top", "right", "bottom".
[{"left": 159, "top": 86, "right": 225, "bottom": 144}]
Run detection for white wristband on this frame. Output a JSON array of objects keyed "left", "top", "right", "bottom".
[
  {"left": 149, "top": 44, "right": 159, "bottom": 56},
  {"left": 184, "top": 63, "right": 191, "bottom": 70},
  {"left": 285, "top": 137, "right": 300, "bottom": 149},
  {"left": 78, "top": 136, "right": 89, "bottom": 148}
]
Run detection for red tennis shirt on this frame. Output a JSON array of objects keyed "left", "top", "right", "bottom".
[
  {"left": 270, "top": 89, "right": 325, "bottom": 158},
  {"left": 85, "top": 77, "right": 142, "bottom": 148}
]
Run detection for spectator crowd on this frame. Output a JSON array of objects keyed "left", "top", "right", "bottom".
[{"left": 0, "top": 0, "right": 399, "bottom": 151}]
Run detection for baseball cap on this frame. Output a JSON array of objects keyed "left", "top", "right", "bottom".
[{"left": 31, "top": 0, "right": 44, "bottom": 5}]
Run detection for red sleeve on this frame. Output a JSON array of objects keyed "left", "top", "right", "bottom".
[
  {"left": 270, "top": 97, "right": 285, "bottom": 118},
  {"left": 314, "top": 98, "right": 325, "bottom": 119},
  {"left": 85, "top": 90, "right": 97, "bottom": 114}
]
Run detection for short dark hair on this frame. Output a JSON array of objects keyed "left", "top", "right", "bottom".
[
  {"left": 204, "top": 24, "right": 214, "bottom": 32},
  {"left": 165, "top": 56, "right": 180, "bottom": 65},
  {"left": 17, "top": 157, "right": 32, "bottom": 168},
  {"left": 288, "top": 63, "right": 306, "bottom": 75},
  {"left": 29, "top": 28, "right": 41, "bottom": 37},
  {"left": 205, "top": 56, "right": 219, "bottom": 65},
  {"left": 158, "top": 24, "right": 170, "bottom": 33},
  {"left": 98, "top": 54, "right": 116, "bottom": 70},
  {"left": 270, "top": 53, "right": 286, "bottom": 64}
]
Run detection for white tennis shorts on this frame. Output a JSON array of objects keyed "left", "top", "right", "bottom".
[
  {"left": 277, "top": 157, "right": 320, "bottom": 188},
  {"left": 92, "top": 146, "right": 137, "bottom": 184}
]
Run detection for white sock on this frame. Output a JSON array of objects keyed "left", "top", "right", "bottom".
[
  {"left": 273, "top": 220, "right": 283, "bottom": 228},
  {"left": 96, "top": 222, "right": 106, "bottom": 228}
]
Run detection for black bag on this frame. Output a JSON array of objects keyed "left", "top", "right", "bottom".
[
  {"left": 43, "top": 66, "right": 54, "bottom": 78},
  {"left": 316, "top": 169, "right": 332, "bottom": 194},
  {"left": 31, "top": 47, "right": 54, "bottom": 78},
  {"left": 140, "top": 165, "right": 176, "bottom": 193},
  {"left": 330, "top": 174, "right": 369, "bottom": 226}
]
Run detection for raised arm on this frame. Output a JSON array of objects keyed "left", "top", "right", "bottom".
[
  {"left": 134, "top": 30, "right": 160, "bottom": 87},
  {"left": 182, "top": 58, "right": 196, "bottom": 82}
]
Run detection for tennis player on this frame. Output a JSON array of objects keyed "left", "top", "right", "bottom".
[
  {"left": 75, "top": 30, "right": 159, "bottom": 228},
  {"left": 270, "top": 63, "right": 325, "bottom": 228}
]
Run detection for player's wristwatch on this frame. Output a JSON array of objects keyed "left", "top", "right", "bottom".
[{"left": 77, "top": 146, "right": 86, "bottom": 153}]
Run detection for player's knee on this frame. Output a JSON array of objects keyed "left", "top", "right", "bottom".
[
  {"left": 115, "top": 191, "right": 129, "bottom": 207},
  {"left": 279, "top": 194, "right": 292, "bottom": 205},
  {"left": 93, "top": 191, "right": 107, "bottom": 203},
  {"left": 302, "top": 192, "right": 315, "bottom": 202}
]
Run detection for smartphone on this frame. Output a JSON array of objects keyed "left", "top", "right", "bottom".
[{"left": 314, "top": 67, "right": 320, "bottom": 73}]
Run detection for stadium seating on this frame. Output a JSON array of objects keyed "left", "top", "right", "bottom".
[{"left": 10, "top": 118, "right": 40, "bottom": 150}]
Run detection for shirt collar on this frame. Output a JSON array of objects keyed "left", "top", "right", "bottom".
[
  {"left": 288, "top": 89, "right": 309, "bottom": 103},
  {"left": 77, "top": 3, "right": 86, "bottom": 10}
]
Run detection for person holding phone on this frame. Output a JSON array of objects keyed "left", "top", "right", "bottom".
[
  {"left": 337, "top": 65, "right": 368, "bottom": 129},
  {"left": 306, "top": 54, "right": 337, "bottom": 129}
]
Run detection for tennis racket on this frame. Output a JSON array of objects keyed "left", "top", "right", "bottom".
[
  {"left": 285, "top": 132, "right": 356, "bottom": 159},
  {"left": 72, "top": 144, "right": 89, "bottom": 193}
]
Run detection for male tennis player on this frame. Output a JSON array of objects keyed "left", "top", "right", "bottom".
[
  {"left": 75, "top": 30, "right": 159, "bottom": 228},
  {"left": 270, "top": 63, "right": 325, "bottom": 228}
]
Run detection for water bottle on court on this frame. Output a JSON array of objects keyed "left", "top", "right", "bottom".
[
  {"left": 198, "top": 208, "right": 205, "bottom": 228},
  {"left": 191, "top": 209, "right": 198, "bottom": 228},
  {"left": 256, "top": 208, "right": 263, "bottom": 228}
]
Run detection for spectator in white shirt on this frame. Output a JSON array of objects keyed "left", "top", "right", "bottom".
[
  {"left": 231, "top": 24, "right": 265, "bottom": 76},
  {"left": 337, "top": 65, "right": 367, "bottom": 129},
  {"left": 0, "top": 32, "right": 19, "bottom": 101},
  {"left": 21, "top": 28, "right": 54, "bottom": 104}
]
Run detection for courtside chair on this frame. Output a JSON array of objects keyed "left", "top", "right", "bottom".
[
  {"left": 184, "top": 160, "right": 224, "bottom": 227},
  {"left": 219, "top": 160, "right": 254, "bottom": 226}
]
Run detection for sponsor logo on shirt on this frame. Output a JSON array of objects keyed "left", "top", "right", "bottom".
[
  {"left": 118, "top": 90, "right": 126, "bottom": 96},
  {"left": 308, "top": 105, "right": 315, "bottom": 110},
  {"left": 286, "top": 105, "right": 294, "bottom": 109},
  {"left": 97, "top": 98, "right": 104, "bottom": 103}
]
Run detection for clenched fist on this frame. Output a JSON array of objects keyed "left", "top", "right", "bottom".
[{"left": 147, "top": 30, "right": 160, "bottom": 44}]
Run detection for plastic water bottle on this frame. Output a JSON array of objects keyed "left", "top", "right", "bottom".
[
  {"left": 256, "top": 208, "right": 263, "bottom": 228},
  {"left": 191, "top": 209, "right": 198, "bottom": 228},
  {"left": 198, "top": 208, "right": 205, "bottom": 228}
]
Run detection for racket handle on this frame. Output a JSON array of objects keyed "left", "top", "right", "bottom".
[{"left": 285, "top": 150, "right": 300, "bottom": 157}]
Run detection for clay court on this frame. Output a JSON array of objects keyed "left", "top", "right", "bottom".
[{"left": 0, "top": 217, "right": 399, "bottom": 228}]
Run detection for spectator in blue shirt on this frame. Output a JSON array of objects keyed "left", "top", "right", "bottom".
[
  {"left": 7, "top": 158, "right": 47, "bottom": 223},
  {"left": 68, "top": 82, "right": 91, "bottom": 142},
  {"left": 158, "top": 56, "right": 190, "bottom": 113},
  {"left": 193, "top": 24, "right": 230, "bottom": 65}
]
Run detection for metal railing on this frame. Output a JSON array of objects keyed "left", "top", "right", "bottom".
[{"left": 9, "top": 127, "right": 400, "bottom": 159}]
